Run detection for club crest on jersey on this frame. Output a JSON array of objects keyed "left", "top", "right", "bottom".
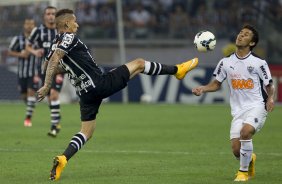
[{"left": 247, "top": 66, "right": 254, "bottom": 73}]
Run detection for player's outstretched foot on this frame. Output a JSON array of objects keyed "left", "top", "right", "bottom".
[
  {"left": 174, "top": 58, "right": 198, "bottom": 80},
  {"left": 248, "top": 153, "right": 256, "bottom": 179},
  {"left": 47, "top": 124, "right": 61, "bottom": 137},
  {"left": 50, "top": 155, "right": 67, "bottom": 181},
  {"left": 24, "top": 118, "right": 32, "bottom": 127},
  {"left": 234, "top": 170, "right": 248, "bottom": 182}
]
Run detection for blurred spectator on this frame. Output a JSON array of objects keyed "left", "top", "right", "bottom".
[
  {"left": 127, "top": 3, "right": 156, "bottom": 39},
  {"left": 158, "top": 0, "right": 173, "bottom": 12},
  {"left": 76, "top": 2, "right": 98, "bottom": 38},
  {"left": 153, "top": 2, "right": 169, "bottom": 37},
  {"left": 168, "top": 5, "right": 190, "bottom": 38},
  {"left": 97, "top": 4, "right": 116, "bottom": 38}
]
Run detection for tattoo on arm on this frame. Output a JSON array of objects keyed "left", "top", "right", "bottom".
[
  {"left": 44, "top": 49, "right": 65, "bottom": 88},
  {"left": 55, "top": 64, "right": 67, "bottom": 74}
]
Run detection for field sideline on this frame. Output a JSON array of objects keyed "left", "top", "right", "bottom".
[{"left": 0, "top": 103, "right": 281, "bottom": 184}]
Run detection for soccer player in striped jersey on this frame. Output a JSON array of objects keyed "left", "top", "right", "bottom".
[
  {"left": 36, "top": 9, "right": 198, "bottom": 181},
  {"left": 26, "top": 6, "right": 64, "bottom": 137},
  {"left": 192, "top": 25, "right": 275, "bottom": 181},
  {"left": 8, "top": 18, "right": 39, "bottom": 127}
]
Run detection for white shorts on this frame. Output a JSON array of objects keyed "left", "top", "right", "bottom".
[{"left": 230, "top": 106, "right": 268, "bottom": 140}]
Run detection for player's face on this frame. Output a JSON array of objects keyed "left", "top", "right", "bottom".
[
  {"left": 24, "top": 19, "right": 35, "bottom": 34},
  {"left": 66, "top": 15, "right": 79, "bottom": 33},
  {"left": 235, "top": 28, "right": 255, "bottom": 48},
  {"left": 44, "top": 8, "right": 56, "bottom": 25}
]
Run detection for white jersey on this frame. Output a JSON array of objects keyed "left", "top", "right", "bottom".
[{"left": 213, "top": 52, "right": 272, "bottom": 116}]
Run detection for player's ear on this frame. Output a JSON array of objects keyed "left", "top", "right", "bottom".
[
  {"left": 65, "top": 21, "right": 69, "bottom": 28},
  {"left": 249, "top": 42, "right": 255, "bottom": 47}
]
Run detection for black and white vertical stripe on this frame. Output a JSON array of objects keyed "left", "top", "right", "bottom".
[
  {"left": 9, "top": 34, "right": 37, "bottom": 79},
  {"left": 142, "top": 61, "right": 162, "bottom": 75},
  {"left": 70, "top": 132, "right": 87, "bottom": 151},
  {"left": 29, "top": 24, "right": 57, "bottom": 74}
]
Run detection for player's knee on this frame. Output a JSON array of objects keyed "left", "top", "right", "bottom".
[{"left": 240, "top": 131, "right": 252, "bottom": 140}]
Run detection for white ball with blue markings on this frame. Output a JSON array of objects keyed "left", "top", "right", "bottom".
[{"left": 194, "top": 31, "right": 216, "bottom": 52}]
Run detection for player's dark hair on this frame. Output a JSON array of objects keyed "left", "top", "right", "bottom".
[
  {"left": 55, "top": 9, "right": 74, "bottom": 18},
  {"left": 243, "top": 24, "right": 259, "bottom": 50},
  {"left": 44, "top": 6, "right": 57, "bottom": 14}
]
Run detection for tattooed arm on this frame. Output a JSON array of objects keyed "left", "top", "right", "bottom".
[
  {"left": 42, "top": 60, "right": 66, "bottom": 75},
  {"left": 37, "top": 49, "right": 65, "bottom": 101}
]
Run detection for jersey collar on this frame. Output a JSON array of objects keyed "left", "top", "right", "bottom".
[{"left": 235, "top": 51, "right": 251, "bottom": 60}]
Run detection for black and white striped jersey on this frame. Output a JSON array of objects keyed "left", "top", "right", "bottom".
[
  {"left": 9, "top": 33, "right": 39, "bottom": 78},
  {"left": 46, "top": 33, "right": 102, "bottom": 96},
  {"left": 28, "top": 24, "right": 57, "bottom": 74}
]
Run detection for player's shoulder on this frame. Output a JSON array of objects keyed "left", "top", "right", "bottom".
[
  {"left": 250, "top": 52, "right": 268, "bottom": 65},
  {"left": 219, "top": 52, "right": 235, "bottom": 64}
]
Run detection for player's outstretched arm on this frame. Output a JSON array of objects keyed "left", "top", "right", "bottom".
[
  {"left": 37, "top": 49, "right": 65, "bottom": 101},
  {"left": 266, "top": 83, "right": 275, "bottom": 112},
  {"left": 192, "top": 79, "right": 221, "bottom": 96}
]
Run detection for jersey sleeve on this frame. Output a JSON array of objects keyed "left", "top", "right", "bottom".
[
  {"left": 9, "top": 36, "right": 20, "bottom": 51},
  {"left": 258, "top": 60, "right": 273, "bottom": 86},
  {"left": 57, "top": 33, "right": 77, "bottom": 53},
  {"left": 213, "top": 59, "right": 226, "bottom": 82},
  {"left": 28, "top": 27, "right": 40, "bottom": 44}
]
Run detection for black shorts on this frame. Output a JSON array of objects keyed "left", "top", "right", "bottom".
[
  {"left": 79, "top": 65, "right": 130, "bottom": 121},
  {"left": 18, "top": 76, "right": 40, "bottom": 94},
  {"left": 41, "top": 73, "right": 64, "bottom": 92}
]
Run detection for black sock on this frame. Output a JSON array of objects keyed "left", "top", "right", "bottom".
[
  {"left": 63, "top": 132, "right": 87, "bottom": 160},
  {"left": 142, "top": 61, "right": 177, "bottom": 75}
]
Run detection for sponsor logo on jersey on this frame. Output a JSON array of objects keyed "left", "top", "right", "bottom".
[
  {"left": 231, "top": 78, "right": 254, "bottom": 89},
  {"left": 43, "top": 42, "right": 51, "bottom": 48},
  {"left": 216, "top": 61, "right": 223, "bottom": 75},
  {"left": 260, "top": 65, "right": 268, "bottom": 79}
]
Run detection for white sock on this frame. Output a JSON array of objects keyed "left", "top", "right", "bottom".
[{"left": 239, "top": 139, "right": 253, "bottom": 171}]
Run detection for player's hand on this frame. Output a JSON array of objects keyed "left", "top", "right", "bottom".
[
  {"left": 21, "top": 50, "right": 29, "bottom": 59},
  {"left": 192, "top": 86, "right": 204, "bottom": 96},
  {"left": 34, "top": 49, "right": 44, "bottom": 57},
  {"left": 266, "top": 97, "right": 275, "bottom": 112},
  {"left": 36, "top": 85, "right": 49, "bottom": 102}
]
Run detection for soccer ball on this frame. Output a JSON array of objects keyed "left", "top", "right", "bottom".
[{"left": 194, "top": 31, "right": 216, "bottom": 52}]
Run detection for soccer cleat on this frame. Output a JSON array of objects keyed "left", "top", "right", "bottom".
[
  {"left": 47, "top": 124, "right": 61, "bottom": 137},
  {"left": 234, "top": 171, "right": 249, "bottom": 181},
  {"left": 50, "top": 155, "right": 67, "bottom": 181},
  {"left": 174, "top": 58, "right": 198, "bottom": 80},
  {"left": 248, "top": 153, "right": 256, "bottom": 179},
  {"left": 24, "top": 118, "right": 32, "bottom": 127}
]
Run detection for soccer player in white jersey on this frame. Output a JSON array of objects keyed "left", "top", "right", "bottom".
[{"left": 192, "top": 24, "right": 275, "bottom": 181}]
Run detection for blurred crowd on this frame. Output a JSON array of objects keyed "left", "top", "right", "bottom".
[{"left": 0, "top": 0, "right": 281, "bottom": 40}]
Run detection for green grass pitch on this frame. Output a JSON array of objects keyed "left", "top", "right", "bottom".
[{"left": 0, "top": 103, "right": 281, "bottom": 184}]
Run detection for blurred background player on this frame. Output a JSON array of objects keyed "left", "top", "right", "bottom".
[
  {"left": 192, "top": 25, "right": 275, "bottom": 181},
  {"left": 8, "top": 18, "right": 39, "bottom": 127},
  {"left": 26, "top": 6, "right": 64, "bottom": 137}
]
